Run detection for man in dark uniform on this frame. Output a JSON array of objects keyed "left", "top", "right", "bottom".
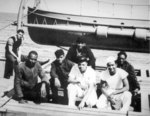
[
  {"left": 4, "top": 29, "right": 25, "bottom": 79},
  {"left": 14, "top": 51, "right": 50, "bottom": 104},
  {"left": 50, "top": 49, "right": 74, "bottom": 104},
  {"left": 66, "top": 37, "right": 96, "bottom": 69},
  {"left": 116, "top": 51, "right": 141, "bottom": 111},
  {"left": 4, "top": 29, "right": 49, "bottom": 79}
]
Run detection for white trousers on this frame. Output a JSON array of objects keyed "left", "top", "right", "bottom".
[
  {"left": 67, "top": 83, "right": 97, "bottom": 107},
  {"left": 96, "top": 91, "right": 132, "bottom": 112}
]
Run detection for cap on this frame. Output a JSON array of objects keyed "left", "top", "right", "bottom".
[
  {"left": 77, "top": 56, "right": 89, "bottom": 63},
  {"left": 76, "top": 37, "right": 85, "bottom": 44},
  {"left": 106, "top": 56, "right": 116, "bottom": 64}
]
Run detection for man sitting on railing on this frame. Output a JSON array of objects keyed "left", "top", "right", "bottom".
[
  {"left": 50, "top": 49, "right": 74, "bottom": 104},
  {"left": 96, "top": 56, "right": 132, "bottom": 112},
  {"left": 67, "top": 56, "right": 97, "bottom": 109},
  {"left": 116, "top": 51, "right": 141, "bottom": 111}
]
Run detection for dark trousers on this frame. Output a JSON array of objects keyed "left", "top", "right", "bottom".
[
  {"left": 4, "top": 54, "right": 27, "bottom": 79},
  {"left": 50, "top": 78, "right": 68, "bottom": 104},
  {"left": 22, "top": 82, "right": 50, "bottom": 103}
]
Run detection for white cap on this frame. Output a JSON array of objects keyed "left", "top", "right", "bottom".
[{"left": 106, "top": 56, "right": 116, "bottom": 64}]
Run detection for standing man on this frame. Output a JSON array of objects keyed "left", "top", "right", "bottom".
[
  {"left": 50, "top": 49, "right": 74, "bottom": 104},
  {"left": 96, "top": 56, "right": 132, "bottom": 112},
  {"left": 67, "top": 56, "right": 97, "bottom": 109},
  {"left": 66, "top": 37, "right": 96, "bottom": 69},
  {"left": 4, "top": 29, "right": 25, "bottom": 79},
  {"left": 116, "top": 51, "right": 140, "bottom": 111},
  {"left": 14, "top": 51, "right": 50, "bottom": 103},
  {"left": 4, "top": 29, "right": 49, "bottom": 79}
]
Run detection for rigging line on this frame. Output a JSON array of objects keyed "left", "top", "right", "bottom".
[{"left": 0, "top": 8, "right": 38, "bottom": 31}]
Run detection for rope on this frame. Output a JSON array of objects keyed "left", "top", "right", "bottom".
[{"left": 0, "top": 6, "right": 38, "bottom": 32}]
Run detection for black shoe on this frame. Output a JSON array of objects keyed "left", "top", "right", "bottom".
[
  {"left": 19, "top": 99, "right": 28, "bottom": 104},
  {"left": 4, "top": 76, "right": 10, "bottom": 79}
]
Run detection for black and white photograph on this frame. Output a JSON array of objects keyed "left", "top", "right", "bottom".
[{"left": 0, "top": 0, "right": 149, "bottom": 116}]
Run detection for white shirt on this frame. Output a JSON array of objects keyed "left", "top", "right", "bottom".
[
  {"left": 100, "top": 68, "right": 128, "bottom": 90},
  {"left": 69, "top": 64, "right": 96, "bottom": 88}
]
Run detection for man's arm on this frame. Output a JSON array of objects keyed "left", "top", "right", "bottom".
[
  {"left": 128, "top": 64, "right": 140, "bottom": 90},
  {"left": 78, "top": 83, "right": 95, "bottom": 109},
  {"left": 112, "top": 78, "right": 129, "bottom": 95},
  {"left": 38, "top": 63, "right": 49, "bottom": 84},
  {"left": 14, "top": 66, "right": 24, "bottom": 98}
]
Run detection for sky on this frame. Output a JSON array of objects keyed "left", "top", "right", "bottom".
[{"left": 0, "top": 0, "right": 21, "bottom": 13}]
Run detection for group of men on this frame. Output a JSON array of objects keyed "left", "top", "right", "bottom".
[{"left": 4, "top": 29, "right": 140, "bottom": 112}]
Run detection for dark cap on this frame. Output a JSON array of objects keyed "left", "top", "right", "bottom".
[
  {"left": 76, "top": 37, "right": 85, "bottom": 44},
  {"left": 55, "top": 49, "right": 64, "bottom": 58},
  {"left": 77, "top": 55, "right": 89, "bottom": 63}
]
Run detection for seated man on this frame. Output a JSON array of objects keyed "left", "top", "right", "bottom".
[
  {"left": 67, "top": 56, "right": 97, "bottom": 109},
  {"left": 96, "top": 56, "right": 132, "bottom": 112},
  {"left": 66, "top": 37, "right": 96, "bottom": 69},
  {"left": 50, "top": 49, "right": 74, "bottom": 104},
  {"left": 116, "top": 51, "right": 140, "bottom": 111},
  {"left": 14, "top": 51, "right": 50, "bottom": 103}
]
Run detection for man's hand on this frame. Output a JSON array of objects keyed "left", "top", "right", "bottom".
[
  {"left": 134, "top": 88, "right": 139, "bottom": 95},
  {"left": 78, "top": 100, "right": 85, "bottom": 110},
  {"left": 16, "top": 57, "right": 21, "bottom": 64},
  {"left": 41, "top": 83, "right": 47, "bottom": 98},
  {"left": 55, "top": 78, "right": 61, "bottom": 88}
]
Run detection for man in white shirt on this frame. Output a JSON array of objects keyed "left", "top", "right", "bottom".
[
  {"left": 67, "top": 56, "right": 97, "bottom": 109},
  {"left": 96, "top": 56, "right": 132, "bottom": 112}
]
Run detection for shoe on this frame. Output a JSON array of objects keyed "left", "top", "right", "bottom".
[
  {"left": 4, "top": 76, "right": 10, "bottom": 79},
  {"left": 19, "top": 99, "right": 28, "bottom": 104}
]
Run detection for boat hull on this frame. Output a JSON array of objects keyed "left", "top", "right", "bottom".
[{"left": 27, "top": 8, "right": 150, "bottom": 53}]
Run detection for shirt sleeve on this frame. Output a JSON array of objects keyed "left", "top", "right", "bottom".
[
  {"left": 37, "top": 62, "right": 49, "bottom": 84},
  {"left": 68, "top": 64, "right": 77, "bottom": 81},
  {"left": 7, "top": 38, "right": 14, "bottom": 46},
  {"left": 88, "top": 67, "right": 96, "bottom": 85},
  {"left": 119, "top": 68, "right": 128, "bottom": 80},
  {"left": 14, "top": 65, "right": 24, "bottom": 98},
  {"left": 50, "top": 62, "right": 59, "bottom": 78}
]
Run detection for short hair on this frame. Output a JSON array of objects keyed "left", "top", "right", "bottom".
[
  {"left": 117, "top": 51, "right": 127, "bottom": 59},
  {"left": 28, "top": 50, "right": 38, "bottom": 58},
  {"left": 55, "top": 49, "right": 64, "bottom": 58},
  {"left": 77, "top": 55, "right": 89, "bottom": 64},
  {"left": 76, "top": 37, "right": 85, "bottom": 44},
  {"left": 17, "top": 29, "right": 24, "bottom": 34}
]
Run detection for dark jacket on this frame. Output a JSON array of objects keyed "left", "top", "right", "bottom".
[
  {"left": 116, "top": 60, "right": 140, "bottom": 92},
  {"left": 14, "top": 62, "right": 49, "bottom": 98},
  {"left": 50, "top": 59, "right": 74, "bottom": 87},
  {"left": 66, "top": 45, "right": 96, "bottom": 69}
]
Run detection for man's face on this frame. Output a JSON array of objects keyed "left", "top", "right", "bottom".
[
  {"left": 107, "top": 62, "right": 116, "bottom": 75},
  {"left": 28, "top": 53, "right": 38, "bottom": 67},
  {"left": 77, "top": 43, "right": 85, "bottom": 50},
  {"left": 78, "top": 61, "right": 88, "bottom": 73},
  {"left": 17, "top": 32, "right": 24, "bottom": 39},
  {"left": 56, "top": 54, "right": 65, "bottom": 64},
  {"left": 118, "top": 54, "right": 126, "bottom": 65}
]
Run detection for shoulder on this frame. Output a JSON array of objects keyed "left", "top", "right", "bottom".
[
  {"left": 117, "top": 68, "right": 128, "bottom": 78},
  {"left": 18, "top": 62, "right": 26, "bottom": 70},
  {"left": 64, "top": 59, "right": 74, "bottom": 65},
  {"left": 7, "top": 36, "right": 15, "bottom": 44}
]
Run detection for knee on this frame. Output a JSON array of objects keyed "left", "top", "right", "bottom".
[
  {"left": 124, "top": 91, "right": 132, "bottom": 99},
  {"left": 67, "top": 84, "right": 75, "bottom": 91}
]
